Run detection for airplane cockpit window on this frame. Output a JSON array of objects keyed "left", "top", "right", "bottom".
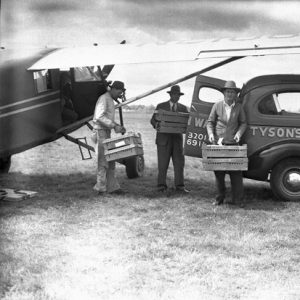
[
  {"left": 33, "top": 70, "right": 53, "bottom": 93},
  {"left": 198, "top": 87, "right": 223, "bottom": 103},
  {"left": 74, "top": 66, "right": 101, "bottom": 82},
  {"left": 258, "top": 93, "right": 300, "bottom": 116}
]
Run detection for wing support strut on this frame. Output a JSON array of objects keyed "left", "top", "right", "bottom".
[{"left": 116, "top": 56, "right": 244, "bottom": 108}]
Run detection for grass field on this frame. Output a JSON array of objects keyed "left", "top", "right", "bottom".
[{"left": 1, "top": 111, "right": 300, "bottom": 300}]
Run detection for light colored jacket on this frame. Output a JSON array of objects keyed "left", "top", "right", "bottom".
[
  {"left": 206, "top": 100, "right": 247, "bottom": 143},
  {"left": 93, "top": 92, "right": 115, "bottom": 130}
]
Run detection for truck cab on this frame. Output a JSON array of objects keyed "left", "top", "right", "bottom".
[{"left": 185, "top": 74, "right": 300, "bottom": 201}]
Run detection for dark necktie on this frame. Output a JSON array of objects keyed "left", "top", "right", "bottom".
[{"left": 172, "top": 104, "right": 176, "bottom": 112}]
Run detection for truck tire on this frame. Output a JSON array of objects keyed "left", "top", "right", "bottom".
[
  {"left": 270, "top": 158, "right": 300, "bottom": 201},
  {"left": 125, "top": 155, "right": 145, "bottom": 179},
  {"left": 0, "top": 156, "right": 11, "bottom": 173}
]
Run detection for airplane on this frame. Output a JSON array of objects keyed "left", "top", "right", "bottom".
[{"left": 1, "top": 35, "right": 300, "bottom": 196}]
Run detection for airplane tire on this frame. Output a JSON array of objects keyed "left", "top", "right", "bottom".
[
  {"left": 0, "top": 156, "right": 11, "bottom": 173},
  {"left": 125, "top": 155, "right": 145, "bottom": 179},
  {"left": 270, "top": 158, "right": 300, "bottom": 201}
]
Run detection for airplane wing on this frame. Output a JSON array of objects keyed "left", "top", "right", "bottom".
[{"left": 28, "top": 34, "right": 300, "bottom": 70}]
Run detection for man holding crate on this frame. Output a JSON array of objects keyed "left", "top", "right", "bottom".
[
  {"left": 206, "top": 80, "right": 247, "bottom": 207},
  {"left": 151, "top": 85, "right": 189, "bottom": 193},
  {"left": 92, "top": 81, "right": 126, "bottom": 194}
]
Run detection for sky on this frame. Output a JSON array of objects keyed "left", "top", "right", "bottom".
[{"left": 2, "top": 0, "right": 300, "bottom": 106}]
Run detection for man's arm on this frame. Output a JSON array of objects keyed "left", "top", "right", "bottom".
[
  {"left": 94, "top": 97, "right": 116, "bottom": 129},
  {"left": 206, "top": 103, "right": 218, "bottom": 141},
  {"left": 150, "top": 104, "right": 160, "bottom": 129},
  {"left": 236, "top": 106, "right": 247, "bottom": 139}
]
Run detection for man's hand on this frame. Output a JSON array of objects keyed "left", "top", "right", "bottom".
[
  {"left": 114, "top": 124, "right": 126, "bottom": 134},
  {"left": 234, "top": 133, "right": 241, "bottom": 143},
  {"left": 208, "top": 134, "right": 215, "bottom": 144}
]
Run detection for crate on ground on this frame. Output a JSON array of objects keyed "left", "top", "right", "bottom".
[
  {"left": 103, "top": 132, "right": 143, "bottom": 162},
  {"left": 155, "top": 109, "right": 189, "bottom": 134},
  {"left": 202, "top": 144, "right": 248, "bottom": 171}
]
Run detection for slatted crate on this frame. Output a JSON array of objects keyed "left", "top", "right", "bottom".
[
  {"left": 157, "top": 121, "right": 187, "bottom": 134},
  {"left": 103, "top": 132, "right": 143, "bottom": 162},
  {"left": 155, "top": 109, "right": 189, "bottom": 124},
  {"left": 103, "top": 132, "right": 142, "bottom": 151},
  {"left": 155, "top": 110, "right": 189, "bottom": 134},
  {"left": 104, "top": 144, "right": 144, "bottom": 162},
  {"left": 202, "top": 144, "right": 248, "bottom": 171}
]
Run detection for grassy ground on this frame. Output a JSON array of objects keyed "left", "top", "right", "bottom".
[{"left": 1, "top": 112, "right": 300, "bottom": 300}]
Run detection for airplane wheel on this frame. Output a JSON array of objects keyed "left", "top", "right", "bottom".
[
  {"left": 0, "top": 156, "right": 11, "bottom": 173},
  {"left": 125, "top": 155, "right": 145, "bottom": 179},
  {"left": 270, "top": 158, "right": 300, "bottom": 201}
]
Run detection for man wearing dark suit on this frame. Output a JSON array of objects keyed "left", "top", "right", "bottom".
[
  {"left": 206, "top": 80, "right": 247, "bottom": 207},
  {"left": 150, "top": 85, "right": 189, "bottom": 193}
]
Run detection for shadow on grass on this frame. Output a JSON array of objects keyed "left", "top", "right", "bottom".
[{"left": 0, "top": 168, "right": 288, "bottom": 214}]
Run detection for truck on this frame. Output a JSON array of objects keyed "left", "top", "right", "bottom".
[{"left": 185, "top": 74, "right": 300, "bottom": 202}]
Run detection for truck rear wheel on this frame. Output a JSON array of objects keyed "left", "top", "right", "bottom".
[
  {"left": 270, "top": 158, "right": 300, "bottom": 201},
  {"left": 0, "top": 156, "right": 11, "bottom": 173},
  {"left": 125, "top": 155, "right": 145, "bottom": 179}
]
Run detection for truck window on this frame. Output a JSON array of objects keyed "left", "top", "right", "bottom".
[
  {"left": 199, "top": 87, "right": 223, "bottom": 103},
  {"left": 258, "top": 95, "right": 278, "bottom": 115},
  {"left": 277, "top": 92, "right": 300, "bottom": 114}
]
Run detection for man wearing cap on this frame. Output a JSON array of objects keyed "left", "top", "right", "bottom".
[
  {"left": 151, "top": 85, "right": 189, "bottom": 193},
  {"left": 206, "top": 80, "right": 247, "bottom": 207},
  {"left": 92, "top": 81, "right": 126, "bottom": 194}
]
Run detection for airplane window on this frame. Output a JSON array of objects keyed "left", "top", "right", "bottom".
[
  {"left": 198, "top": 87, "right": 223, "bottom": 103},
  {"left": 33, "top": 70, "right": 53, "bottom": 93},
  {"left": 74, "top": 66, "right": 101, "bottom": 82}
]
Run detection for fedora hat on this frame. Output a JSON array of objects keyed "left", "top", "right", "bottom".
[
  {"left": 110, "top": 81, "right": 126, "bottom": 91},
  {"left": 222, "top": 80, "right": 240, "bottom": 92},
  {"left": 167, "top": 85, "right": 184, "bottom": 95}
]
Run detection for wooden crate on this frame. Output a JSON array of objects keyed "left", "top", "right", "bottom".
[
  {"left": 202, "top": 158, "right": 248, "bottom": 171},
  {"left": 102, "top": 132, "right": 142, "bottom": 151},
  {"left": 155, "top": 109, "right": 189, "bottom": 124},
  {"left": 157, "top": 121, "right": 187, "bottom": 134},
  {"left": 154, "top": 109, "right": 189, "bottom": 134},
  {"left": 104, "top": 144, "right": 144, "bottom": 162},
  {"left": 202, "top": 144, "right": 247, "bottom": 158},
  {"left": 202, "top": 144, "right": 248, "bottom": 171}
]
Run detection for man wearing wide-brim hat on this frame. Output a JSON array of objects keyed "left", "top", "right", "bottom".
[
  {"left": 150, "top": 85, "right": 189, "bottom": 193},
  {"left": 206, "top": 80, "right": 247, "bottom": 207},
  {"left": 92, "top": 80, "right": 126, "bottom": 194}
]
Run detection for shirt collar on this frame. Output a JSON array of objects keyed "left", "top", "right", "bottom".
[{"left": 223, "top": 100, "right": 235, "bottom": 108}]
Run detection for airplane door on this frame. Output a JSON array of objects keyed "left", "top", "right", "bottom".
[{"left": 184, "top": 75, "right": 226, "bottom": 158}]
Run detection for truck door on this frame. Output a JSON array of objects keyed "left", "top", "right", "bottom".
[{"left": 184, "top": 75, "right": 226, "bottom": 158}]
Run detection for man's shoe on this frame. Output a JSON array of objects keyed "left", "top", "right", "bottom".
[
  {"left": 213, "top": 200, "right": 223, "bottom": 206},
  {"left": 110, "top": 189, "right": 126, "bottom": 195},
  {"left": 226, "top": 201, "right": 236, "bottom": 205},
  {"left": 157, "top": 186, "right": 168, "bottom": 192},
  {"left": 213, "top": 196, "right": 224, "bottom": 206},
  {"left": 176, "top": 187, "right": 190, "bottom": 194}
]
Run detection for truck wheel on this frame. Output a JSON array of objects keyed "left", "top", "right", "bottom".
[
  {"left": 270, "top": 158, "right": 300, "bottom": 201},
  {"left": 125, "top": 155, "right": 145, "bottom": 179},
  {"left": 0, "top": 156, "right": 11, "bottom": 173}
]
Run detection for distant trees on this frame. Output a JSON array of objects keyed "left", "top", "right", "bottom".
[{"left": 123, "top": 104, "right": 156, "bottom": 113}]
